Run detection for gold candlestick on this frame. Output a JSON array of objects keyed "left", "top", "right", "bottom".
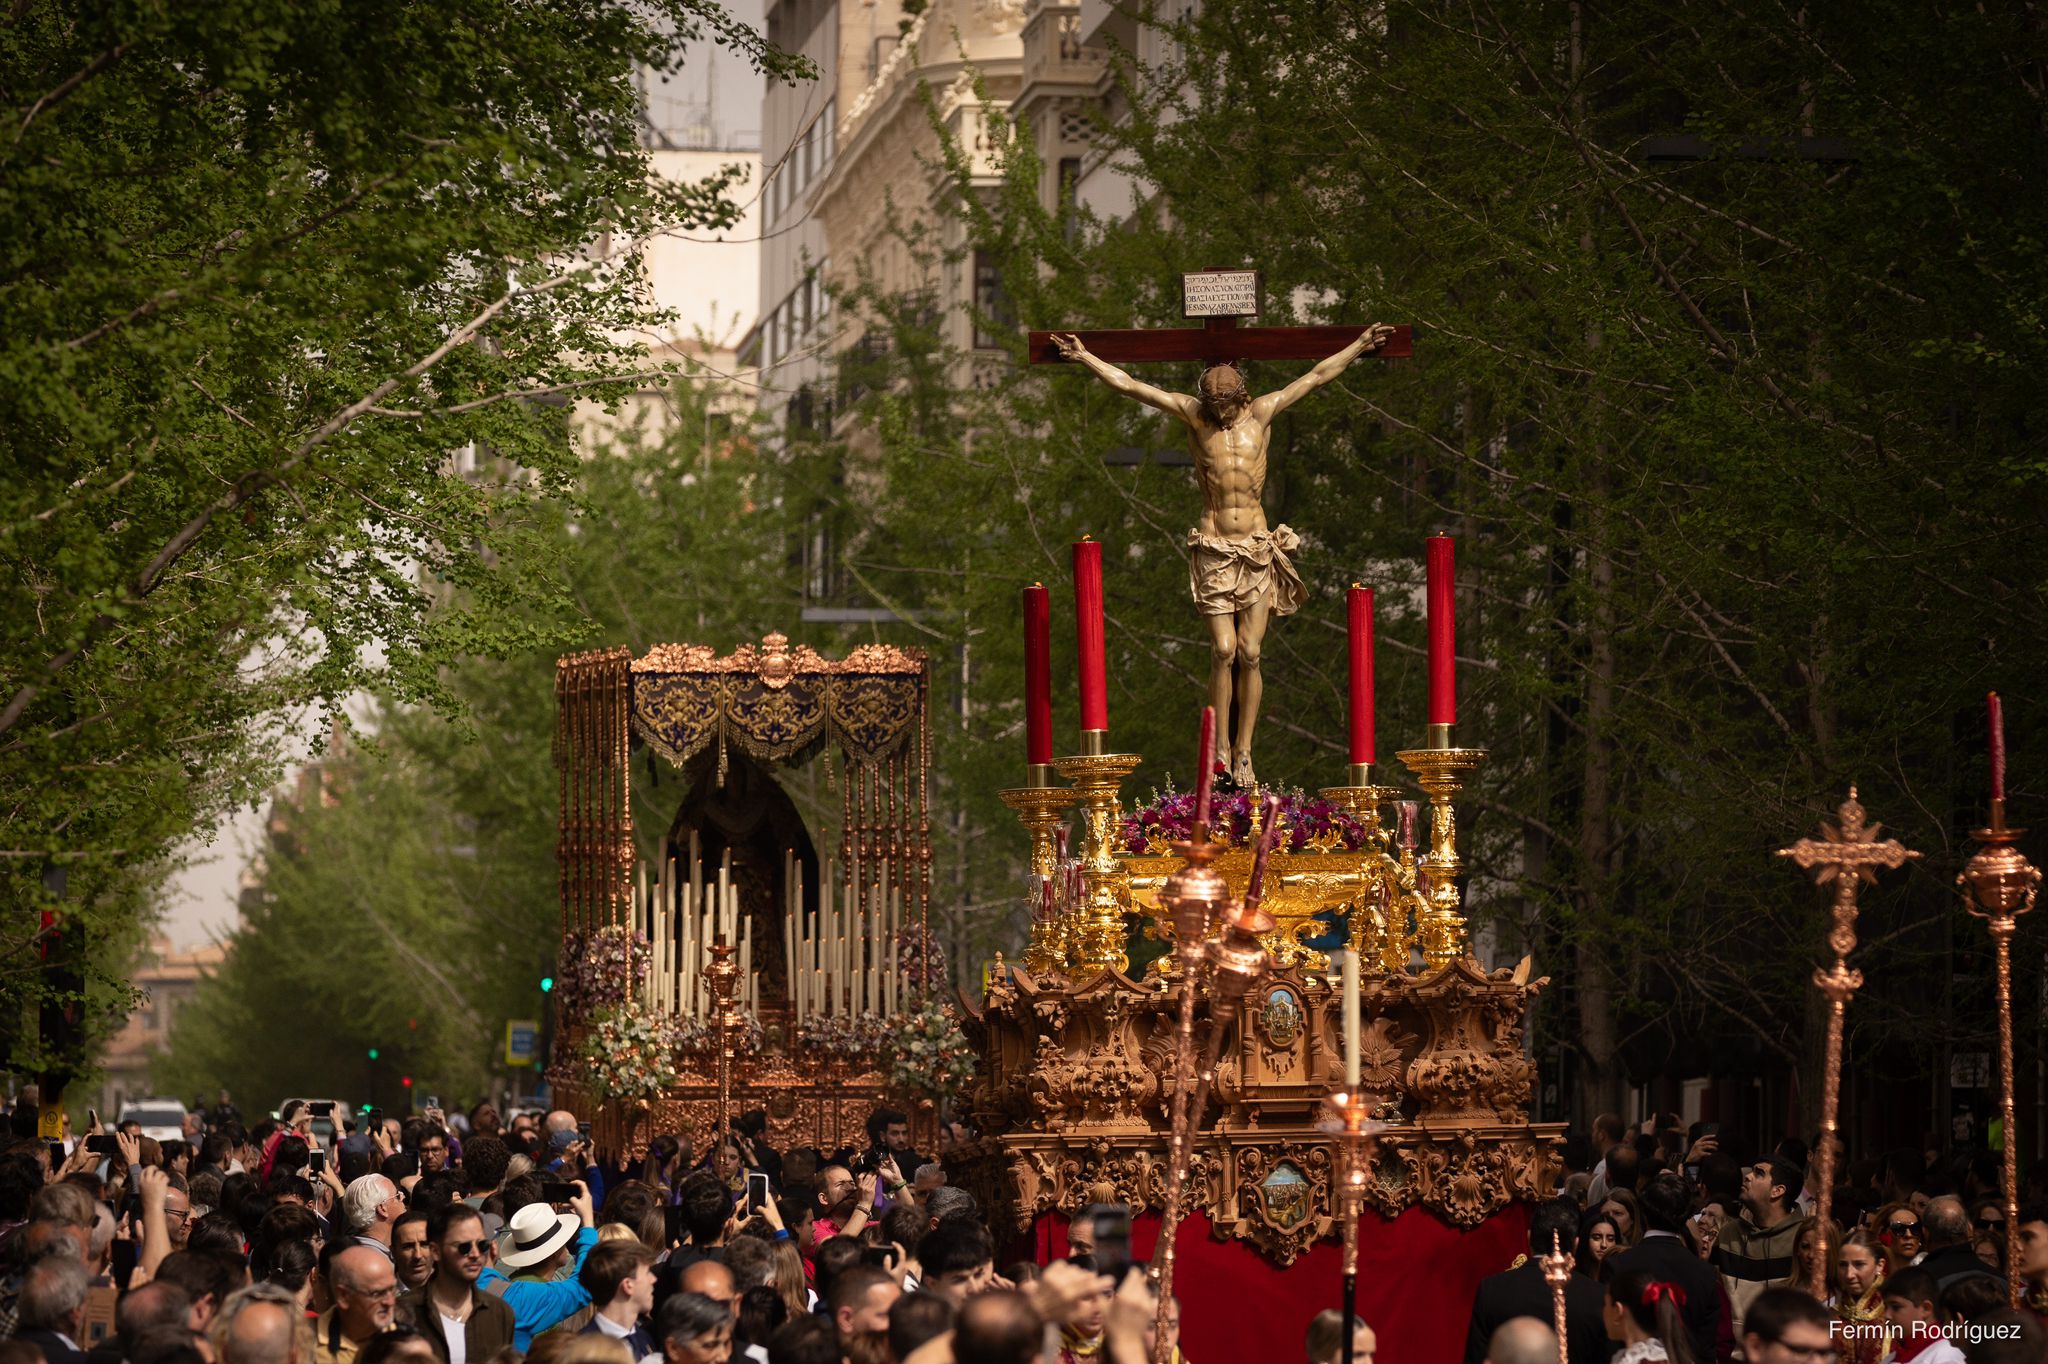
[
  {"left": 1778, "top": 787, "right": 1918, "bottom": 1301},
  {"left": 1150, "top": 831, "right": 1231, "bottom": 1364},
  {"left": 1959, "top": 801, "right": 2039, "bottom": 1308},
  {"left": 1395, "top": 736, "right": 1488, "bottom": 968},
  {"left": 999, "top": 781, "right": 1080, "bottom": 978},
  {"left": 1052, "top": 749, "right": 1144, "bottom": 977},
  {"left": 1319, "top": 768, "right": 1408, "bottom": 973},
  {"left": 704, "top": 942, "right": 741, "bottom": 1149}
]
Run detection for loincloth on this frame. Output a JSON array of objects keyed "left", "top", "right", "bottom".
[{"left": 1184, "top": 524, "right": 1306, "bottom": 617}]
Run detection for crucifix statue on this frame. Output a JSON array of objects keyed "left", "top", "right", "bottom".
[{"left": 1032, "top": 283, "right": 1407, "bottom": 784}]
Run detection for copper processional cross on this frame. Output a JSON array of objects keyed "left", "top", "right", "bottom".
[{"left": 1777, "top": 788, "right": 1919, "bottom": 1300}]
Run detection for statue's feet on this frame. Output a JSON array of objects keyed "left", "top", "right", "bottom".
[{"left": 1231, "top": 751, "right": 1256, "bottom": 787}]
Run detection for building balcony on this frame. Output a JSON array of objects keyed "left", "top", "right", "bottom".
[{"left": 1019, "top": 4, "right": 1106, "bottom": 107}]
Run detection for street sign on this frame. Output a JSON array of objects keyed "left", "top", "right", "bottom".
[
  {"left": 505, "top": 1019, "right": 540, "bottom": 1067},
  {"left": 1950, "top": 1051, "right": 1991, "bottom": 1089},
  {"left": 1181, "top": 269, "right": 1261, "bottom": 319}
]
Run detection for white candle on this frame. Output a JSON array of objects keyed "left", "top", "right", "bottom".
[{"left": 1341, "top": 949, "right": 1362, "bottom": 1091}]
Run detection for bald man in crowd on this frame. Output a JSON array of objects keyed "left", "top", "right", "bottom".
[{"left": 1486, "top": 1319, "right": 1560, "bottom": 1364}]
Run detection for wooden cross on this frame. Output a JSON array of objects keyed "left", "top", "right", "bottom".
[
  {"left": 1027, "top": 316, "right": 1413, "bottom": 369},
  {"left": 1026, "top": 267, "right": 1412, "bottom": 370}
]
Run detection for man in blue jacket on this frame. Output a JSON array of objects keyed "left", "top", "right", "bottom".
[{"left": 478, "top": 1181, "right": 597, "bottom": 1350}]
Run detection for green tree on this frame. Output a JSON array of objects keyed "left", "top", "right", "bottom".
[
  {"left": 815, "top": 0, "right": 2048, "bottom": 1123},
  {"left": 1, "top": 0, "right": 807, "bottom": 1083},
  {"left": 157, "top": 395, "right": 832, "bottom": 1104}
]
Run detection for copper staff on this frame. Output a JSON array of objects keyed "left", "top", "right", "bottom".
[
  {"left": 1151, "top": 709, "right": 1227, "bottom": 1363},
  {"left": 1777, "top": 787, "right": 1919, "bottom": 1299},
  {"left": 1539, "top": 1230, "right": 1572, "bottom": 1355},
  {"left": 1150, "top": 793, "right": 1280, "bottom": 1364},
  {"left": 1958, "top": 697, "right": 2040, "bottom": 1307}
]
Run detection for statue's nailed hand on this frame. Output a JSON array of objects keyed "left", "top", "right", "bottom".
[
  {"left": 1361, "top": 322, "right": 1397, "bottom": 354},
  {"left": 1051, "top": 332, "right": 1088, "bottom": 360}
]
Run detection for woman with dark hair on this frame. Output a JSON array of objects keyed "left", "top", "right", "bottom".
[
  {"left": 1576, "top": 1210, "right": 1621, "bottom": 1283},
  {"left": 1599, "top": 1189, "right": 1646, "bottom": 1249},
  {"left": 1872, "top": 1201, "right": 1924, "bottom": 1266},
  {"left": 1603, "top": 1266, "right": 1696, "bottom": 1364},
  {"left": 734, "top": 1285, "right": 788, "bottom": 1357},
  {"left": 262, "top": 1238, "right": 321, "bottom": 1312},
  {"left": 639, "top": 1135, "right": 684, "bottom": 1197}
]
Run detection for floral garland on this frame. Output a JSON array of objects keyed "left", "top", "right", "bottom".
[
  {"left": 556, "top": 924, "right": 649, "bottom": 1019},
  {"left": 894, "top": 920, "right": 949, "bottom": 997},
  {"left": 885, "top": 999, "right": 974, "bottom": 1105},
  {"left": 575, "top": 1004, "right": 682, "bottom": 1103},
  {"left": 1119, "top": 785, "right": 1366, "bottom": 854},
  {"left": 796, "top": 1010, "right": 892, "bottom": 1060},
  {"left": 675, "top": 1011, "right": 767, "bottom": 1058}
]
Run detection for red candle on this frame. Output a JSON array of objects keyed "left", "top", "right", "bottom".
[
  {"left": 1990, "top": 691, "right": 2006, "bottom": 804},
  {"left": 1022, "top": 584, "right": 1052, "bottom": 765},
  {"left": 1074, "top": 539, "right": 1108, "bottom": 732},
  {"left": 1348, "top": 585, "right": 1375, "bottom": 764},
  {"left": 1193, "top": 706, "right": 1216, "bottom": 835},
  {"left": 1426, "top": 536, "right": 1456, "bottom": 726}
]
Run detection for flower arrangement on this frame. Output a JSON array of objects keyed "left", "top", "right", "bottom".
[
  {"left": 575, "top": 1004, "right": 682, "bottom": 1103},
  {"left": 894, "top": 920, "right": 949, "bottom": 998},
  {"left": 885, "top": 999, "right": 974, "bottom": 1105},
  {"left": 796, "top": 1011, "right": 892, "bottom": 1061},
  {"left": 1118, "top": 785, "right": 1366, "bottom": 854},
  {"left": 556, "top": 924, "right": 649, "bottom": 1018},
  {"left": 675, "top": 1011, "right": 767, "bottom": 1058}
]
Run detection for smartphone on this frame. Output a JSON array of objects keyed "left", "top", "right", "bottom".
[
  {"left": 425, "top": 1096, "right": 440, "bottom": 1112},
  {"left": 309, "top": 1101, "right": 334, "bottom": 1117},
  {"left": 86, "top": 1134, "right": 119, "bottom": 1156},
  {"left": 577, "top": 1121, "right": 592, "bottom": 1140},
  {"left": 308, "top": 1150, "right": 326, "bottom": 1174},
  {"left": 366, "top": 1107, "right": 383, "bottom": 1129},
  {"left": 746, "top": 1172, "right": 771, "bottom": 1213},
  {"left": 1092, "top": 1207, "right": 1132, "bottom": 1281},
  {"left": 46, "top": 1141, "right": 63, "bottom": 1168},
  {"left": 542, "top": 1180, "right": 578, "bottom": 1202}
]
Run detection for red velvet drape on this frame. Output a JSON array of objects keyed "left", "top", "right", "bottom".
[{"left": 1026, "top": 1202, "right": 1530, "bottom": 1364}]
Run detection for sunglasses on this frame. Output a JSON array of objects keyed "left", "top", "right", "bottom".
[
  {"left": 1887, "top": 1221, "right": 1921, "bottom": 1236},
  {"left": 446, "top": 1239, "right": 489, "bottom": 1256}
]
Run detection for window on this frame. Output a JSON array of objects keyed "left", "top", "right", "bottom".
[{"left": 973, "top": 250, "right": 1015, "bottom": 350}]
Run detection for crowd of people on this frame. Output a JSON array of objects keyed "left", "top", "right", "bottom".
[
  {"left": 0, "top": 1095, "right": 1183, "bottom": 1364},
  {"left": 9, "top": 1094, "right": 2048, "bottom": 1364},
  {"left": 1466, "top": 1116, "right": 2048, "bottom": 1364}
]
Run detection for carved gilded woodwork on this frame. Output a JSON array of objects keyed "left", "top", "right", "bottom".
[{"left": 954, "top": 953, "right": 1564, "bottom": 1265}]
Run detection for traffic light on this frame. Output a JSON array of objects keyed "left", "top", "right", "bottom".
[
  {"left": 539, "top": 975, "right": 554, "bottom": 993},
  {"left": 367, "top": 1047, "right": 380, "bottom": 1060},
  {"left": 401, "top": 1076, "right": 413, "bottom": 1089}
]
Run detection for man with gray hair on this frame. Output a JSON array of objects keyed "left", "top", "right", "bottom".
[
  {"left": 341, "top": 1175, "right": 403, "bottom": 1259},
  {"left": 1918, "top": 1194, "right": 2001, "bottom": 1291},
  {"left": 16, "top": 1255, "right": 91, "bottom": 1364},
  {"left": 314, "top": 1247, "right": 397, "bottom": 1364},
  {"left": 1485, "top": 1319, "right": 1559, "bottom": 1364},
  {"left": 212, "top": 1282, "right": 305, "bottom": 1364},
  {"left": 925, "top": 1187, "right": 977, "bottom": 1232}
]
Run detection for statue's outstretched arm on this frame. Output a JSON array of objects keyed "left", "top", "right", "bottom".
[
  {"left": 1050, "top": 333, "right": 1198, "bottom": 423},
  {"left": 1257, "top": 323, "right": 1397, "bottom": 420}
]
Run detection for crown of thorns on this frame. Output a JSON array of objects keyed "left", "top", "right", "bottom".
[{"left": 1199, "top": 364, "right": 1247, "bottom": 398}]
